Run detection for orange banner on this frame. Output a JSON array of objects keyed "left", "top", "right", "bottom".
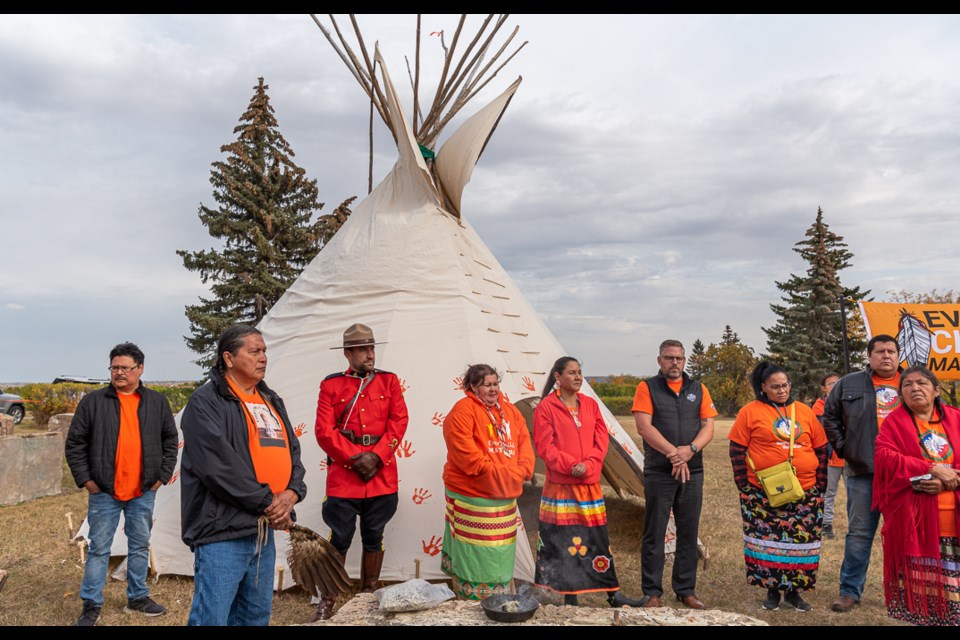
[{"left": 860, "top": 301, "right": 960, "bottom": 380}]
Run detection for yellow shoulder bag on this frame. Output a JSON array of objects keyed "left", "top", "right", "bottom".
[{"left": 746, "top": 403, "right": 805, "bottom": 507}]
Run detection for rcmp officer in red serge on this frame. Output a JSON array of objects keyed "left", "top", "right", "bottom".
[{"left": 313, "top": 323, "right": 409, "bottom": 620}]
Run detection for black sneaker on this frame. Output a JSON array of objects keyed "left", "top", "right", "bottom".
[
  {"left": 125, "top": 596, "right": 167, "bottom": 617},
  {"left": 783, "top": 590, "right": 812, "bottom": 612},
  {"left": 823, "top": 524, "right": 835, "bottom": 539},
  {"left": 762, "top": 588, "right": 780, "bottom": 611},
  {"left": 76, "top": 602, "right": 101, "bottom": 626}
]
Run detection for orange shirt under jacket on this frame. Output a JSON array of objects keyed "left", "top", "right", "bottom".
[
  {"left": 533, "top": 392, "right": 607, "bottom": 485},
  {"left": 728, "top": 400, "right": 828, "bottom": 491},
  {"left": 442, "top": 390, "right": 535, "bottom": 500},
  {"left": 813, "top": 396, "right": 844, "bottom": 468}
]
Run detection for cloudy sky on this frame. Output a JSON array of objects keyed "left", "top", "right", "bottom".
[{"left": 2, "top": 14, "right": 958, "bottom": 383}]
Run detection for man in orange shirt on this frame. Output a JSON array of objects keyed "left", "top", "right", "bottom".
[
  {"left": 314, "top": 324, "right": 409, "bottom": 619},
  {"left": 632, "top": 339, "right": 717, "bottom": 610},
  {"left": 65, "top": 343, "right": 178, "bottom": 626}
]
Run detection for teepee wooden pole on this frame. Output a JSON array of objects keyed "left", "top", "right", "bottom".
[{"left": 413, "top": 14, "right": 422, "bottom": 134}]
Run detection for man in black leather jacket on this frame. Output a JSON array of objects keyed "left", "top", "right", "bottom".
[{"left": 822, "top": 334, "right": 901, "bottom": 613}]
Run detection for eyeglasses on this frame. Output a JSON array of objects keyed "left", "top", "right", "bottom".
[
  {"left": 766, "top": 382, "right": 791, "bottom": 392},
  {"left": 108, "top": 365, "right": 140, "bottom": 373},
  {"left": 661, "top": 356, "right": 685, "bottom": 362}
]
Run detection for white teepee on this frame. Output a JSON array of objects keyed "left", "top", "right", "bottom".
[{"left": 84, "top": 15, "right": 656, "bottom": 589}]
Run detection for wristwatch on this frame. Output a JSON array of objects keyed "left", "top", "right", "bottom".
[{"left": 689, "top": 443, "right": 698, "bottom": 454}]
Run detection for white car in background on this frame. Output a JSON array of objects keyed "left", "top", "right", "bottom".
[{"left": 0, "top": 389, "right": 26, "bottom": 424}]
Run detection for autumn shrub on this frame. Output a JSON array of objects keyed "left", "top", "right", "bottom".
[
  {"left": 154, "top": 381, "right": 203, "bottom": 413},
  {"left": 16, "top": 383, "right": 91, "bottom": 428}
]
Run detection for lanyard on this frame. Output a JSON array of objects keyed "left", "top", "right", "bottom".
[
  {"left": 556, "top": 390, "right": 581, "bottom": 429},
  {"left": 772, "top": 402, "right": 797, "bottom": 462}
]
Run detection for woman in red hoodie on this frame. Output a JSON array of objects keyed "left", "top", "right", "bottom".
[{"left": 532, "top": 356, "right": 642, "bottom": 608}]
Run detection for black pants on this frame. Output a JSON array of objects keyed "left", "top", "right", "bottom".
[
  {"left": 321, "top": 493, "right": 399, "bottom": 556},
  {"left": 641, "top": 470, "right": 703, "bottom": 598}
]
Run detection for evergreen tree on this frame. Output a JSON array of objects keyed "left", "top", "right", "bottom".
[
  {"left": 686, "top": 338, "right": 706, "bottom": 379},
  {"left": 763, "top": 207, "right": 868, "bottom": 403},
  {"left": 177, "top": 77, "right": 354, "bottom": 366},
  {"left": 700, "top": 325, "right": 757, "bottom": 417}
]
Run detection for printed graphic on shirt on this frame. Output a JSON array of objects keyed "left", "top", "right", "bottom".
[
  {"left": 245, "top": 402, "right": 286, "bottom": 448},
  {"left": 487, "top": 420, "right": 515, "bottom": 458},
  {"left": 920, "top": 430, "right": 953, "bottom": 463},
  {"left": 771, "top": 416, "right": 802, "bottom": 443},
  {"left": 875, "top": 385, "right": 901, "bottom": 421}
]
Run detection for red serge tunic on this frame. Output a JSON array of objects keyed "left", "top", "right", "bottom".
[{"left": 315, "top": 369, "right": 409, "bottom": 498}]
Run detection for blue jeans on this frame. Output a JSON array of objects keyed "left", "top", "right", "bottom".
[
  {"left": 80, "top": 489, "right": 157, "bottom": 607},
  {"left": 839, "top": 473, "right": 880, "bottom": 601},
  {"left": 188, "top": 531, "right": 275, "bottom": 626}
]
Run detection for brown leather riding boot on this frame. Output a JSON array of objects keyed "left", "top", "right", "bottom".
[
  {"left": 360, "top": 549, "right": 385, "bottom": 593},
  {"left": 311, "top": 593, "right": 337, "bottom": 622}
]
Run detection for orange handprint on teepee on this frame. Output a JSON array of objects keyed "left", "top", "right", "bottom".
[
  {"left": 397, "top": 440, "right": 416, "bottom": 458},
  {"left": 422, "top": 535, "right": 442, "bottom": 556},
  {"left": 412, "top": 488, "right": 432, "bottom": 505},
  {"left": 522, "top": 376, "right": 536, "bottom": 392}
]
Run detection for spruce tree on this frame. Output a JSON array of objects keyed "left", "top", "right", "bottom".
[
  {"left": 178, "top": 77, "right": 353, "bottom": 366},
  {"left": 763, "top": 207, "right": 867, "bottom": 402},
  {"left": 686, "top": 338, "right": 706, "bottom": 379}
]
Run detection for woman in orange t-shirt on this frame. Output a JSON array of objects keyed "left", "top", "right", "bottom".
[
  {"left": 873, "top": 365, "right": 960, "bottom": 625},
  {"left": 728, "top": 361, "right": 828, "bottom": 613},
  {"left": 441, "top": 364, "right": 535, "bottom": 600},
  {"left": 812, "top": 372, "right": 843, "bottom": 539}
]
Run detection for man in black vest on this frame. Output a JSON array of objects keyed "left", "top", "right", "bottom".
[{"left": 631, "top": 339, "right": 717, "bottom": 609}]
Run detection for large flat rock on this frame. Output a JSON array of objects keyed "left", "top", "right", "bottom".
[
  {"left": 306, "top": 593, "right": 767, "bottom": 626},
  {"left": 0, "top": 432, "right": 63, "bottom": 505}
]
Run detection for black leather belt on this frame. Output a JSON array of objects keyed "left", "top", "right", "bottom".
[{"left": 339, "top": 429, "right": 381, "bottom": 446}]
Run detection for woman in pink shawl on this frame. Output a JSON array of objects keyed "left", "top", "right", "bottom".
[{"left": 873, "top": 365, "right": 960, "bottom": 625}]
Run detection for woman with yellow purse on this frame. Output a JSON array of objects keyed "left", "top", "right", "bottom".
[{"left": 728, "top": 361, "right": 829, "bottom": 613}]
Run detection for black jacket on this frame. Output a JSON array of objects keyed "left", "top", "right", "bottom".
[
  {"left": 822, "top": 368, "right": 897, "bottom": 476},
  {"left": 179, "top": 368, "right": 307, "bottom": 549},
  {"left": 64, "top": 382, "right": 178, "bottom": 494}
]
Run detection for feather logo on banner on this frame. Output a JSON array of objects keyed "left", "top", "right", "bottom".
[{"left": 896, "top": 308, "right": 933, "bottom": 368}]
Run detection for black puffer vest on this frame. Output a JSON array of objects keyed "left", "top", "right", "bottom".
[{"left": 645, "top": 372, "right": 705, "bottom": 475}]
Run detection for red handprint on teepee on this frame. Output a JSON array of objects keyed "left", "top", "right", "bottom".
[
  {"left": 412, "top": 488, "right": 432, "bottom": 505},
  {"left": 422, "top": 535, "right": 442, "bottom": 556}
]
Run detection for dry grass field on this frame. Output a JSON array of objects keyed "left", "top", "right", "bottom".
[{"left": 0, "top": 416, "right": 905, "bottom": 626}]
